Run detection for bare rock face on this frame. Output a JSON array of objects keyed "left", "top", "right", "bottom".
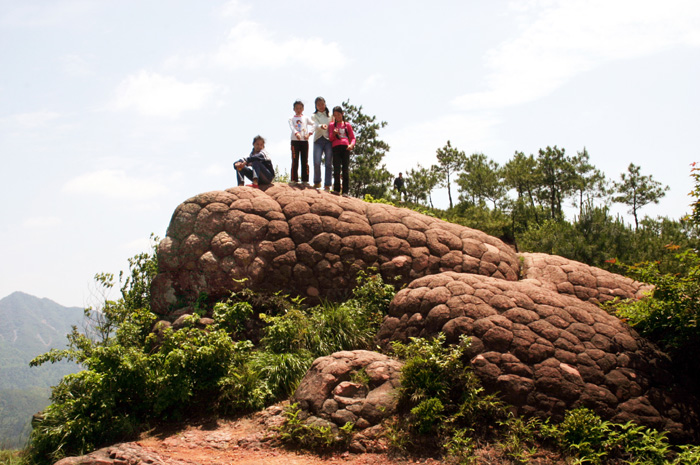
[
  {"left": 293, "top": 350, "right": 403, "bottom": 432},
  {"left": 54, "top": 443, "right": 177, "bottom": 465},
  {"left": 520, "top": 252, "right": 653, "bottom": 305},
  {"left": 152, "top": 185, "right": 699, "bottom": 439},
  {"left": 377, "top": 271, "right": 697, "bottom": 439},
  {"left": 151, "top": 185, "right": 519, "bottom": 315}
]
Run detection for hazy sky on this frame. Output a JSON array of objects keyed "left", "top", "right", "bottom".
[{"left": 2, "top": 0, "right": 699, "bottom": 307}]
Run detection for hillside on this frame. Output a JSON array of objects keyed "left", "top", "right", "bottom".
[{"left": 0, "top": 292, "right": 84, "bottom": 448}]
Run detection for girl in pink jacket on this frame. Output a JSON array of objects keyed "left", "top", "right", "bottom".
[{"left": 328, "top": 106, "right": 356, "bottom": 196}]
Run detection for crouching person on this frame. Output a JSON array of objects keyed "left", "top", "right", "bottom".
[{"left": 234, "top": 135, "right": 275, "bottom": 188}]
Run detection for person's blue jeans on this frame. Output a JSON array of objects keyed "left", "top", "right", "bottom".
[
  {"left": 313, "top": 137, "right": 333, "bottom": 187},
  {"left": 236, "top": 160, "right": 274, "bottom": 185}
]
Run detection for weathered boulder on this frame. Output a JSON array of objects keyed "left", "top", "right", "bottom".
[
  {"left": 293, "top": 350, "right": 403, "bottom": 431},
  {"left": 520, "top": 252, "right": 652, "bottom": 305},
  {"left": 377, "top": 271, "right": 697, "bottom": 439},
  {"left": 54, "top": 443, "right": 175, "bottom": 465},
  {"left": 151, "top": 185, "right": 519, "bottom": 315},
  {"left": 151, "top": 185, "right": 699, "bottom": 440}
]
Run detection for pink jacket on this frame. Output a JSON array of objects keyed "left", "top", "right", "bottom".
[{"left": 328, "top": 121, "right": 356, "bottom": 148}]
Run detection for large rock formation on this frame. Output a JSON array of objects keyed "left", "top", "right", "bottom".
[
  {"left": 377, "top": 271, "right": 695, "bottom": 438},
  {"left": 151, "top": 185, "right": 699, "bottom": 439},
  {"left": 152, "top": 184, "right": 518, "bottom": 315}
]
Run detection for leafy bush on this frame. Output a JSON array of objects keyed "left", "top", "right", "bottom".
[
  {"left": 25, "top": 249, "right": 395, "bottom": 464},
  {"left": 610, "top": 249, "right": 700, "bottom": 357},
  {"left": 0, "top": 450, "right": 22, "bottom": 465},
  {"left": 389, "top": 334, "right": 508, "bottom": 455},
  {"left": 27, "top": 309, "right": 250, "bottom": 464},
  {"left": 277, "top": 403, "right": 353, "bottom": 450},
  {"left": 540, "top": 407, "right": 683, "bottom": 465}
]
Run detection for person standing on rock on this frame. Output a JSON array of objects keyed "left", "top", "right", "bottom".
[
  {"left": 394, "top": 172, "right": 405, "bottom": 200},
  {"left": 312, "top": 96, "right": 333, "bottom": 191},
  {"left": 234, "top": 135, "right": 275, "bottom": 188},
  {"left": 328, "top": 106, "right": 356, "bottom": 197},
  {"left": 288, "top": 100, "right": 314, "bottom": 186}
]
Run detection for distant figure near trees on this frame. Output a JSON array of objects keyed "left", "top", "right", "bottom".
[
  {"left": 394, "top": 172, "right": 405, "bottom": 199},
  {"left": 234, "top": 135, "right": 275, "bottom": 188}
]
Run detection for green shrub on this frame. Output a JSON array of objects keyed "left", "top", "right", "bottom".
[
  {"left": 496, "top": 415, "right": 541, "bottom": 464},
  {"left": 0, "top": 450, "right": 22, "bottom": 465},
  {"left": 27, "top": 311, "right": 249, "bottom": 464},
  {"left": 277, "top": 403, "right": 353, "bottom": 450},
  {"left": 212, "top": 299, "right": 253, "bottom": 336},
  {"left": 673, "top": 444, "right": 700, "bottom": 464},
  {"left": 541, "top": 407, "right": 679, "bottom": 465},
  {"left": 390, "top": 333, "right": 507, "bottom": 454},
  {"left": 610, "top": 249, "right": 700, "bottom": 356},
  {"left": 410, "top": 398, "right": 445, "bottom": 434}
]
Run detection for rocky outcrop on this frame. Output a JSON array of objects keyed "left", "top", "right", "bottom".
[
  {"left": 293, "top": 350, "right": 403, "bottom": 434},
  {"left": 377, "top": 271, "right": 696, "bottom": 439},
  {"left": 520, "top": 252, "right": 652, "bottom": 305},
  {"left": 151, "top": 186, "right": 698, "bottom": 440},
  {"left": 54, "top": 443, "right": 176, "bottom": 465},
  {"left": 151, "top": 185, "right": 519, "bottom": 315}
]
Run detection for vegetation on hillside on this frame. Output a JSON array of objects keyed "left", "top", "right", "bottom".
[
  {"left": 6, "top": 109, "right": 700, "bottom": 463},
  {"left": 22, "top": 241, "right": 394, "bottom": 464}
]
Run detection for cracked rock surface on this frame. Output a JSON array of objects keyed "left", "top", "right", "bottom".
[
  {"left": 151, "top": 186, "right": 698, "bottom": 440},
  {"left": 377, "top": 271, "right": 697, "bottom": 439},
  {"left": 151, "top": 184, "right": 519, "bottom": 315},
  {"left": 293, "top": 350, "right": 403, "bottom": 436}
]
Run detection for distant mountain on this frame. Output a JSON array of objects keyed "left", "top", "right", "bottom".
[{"left": 0, "top": 292, "right": 85, "bottom": 449}]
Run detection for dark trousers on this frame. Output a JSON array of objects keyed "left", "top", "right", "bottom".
[
  {"left": 236, "top": 161, "right": 274, "bottom": 186},
  {"left": 291, "top": 140, "right": 309, "bottom": 183},
  {"left": 332, "top": 145, "right": 350, "bottom": 194}
]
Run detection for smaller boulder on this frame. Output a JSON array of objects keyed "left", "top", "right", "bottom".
[{"left": 293, "top": 350, "right": 403, "bottom": 430}]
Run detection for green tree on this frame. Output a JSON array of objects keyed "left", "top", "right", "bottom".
[
  {"left": 612, "top": 163, "right": 669, "bottom": 230},
  {"left": 404, "top": 164, "right": 443, "bottom": 207},
  {"left": 435, "top": 141, "right": 466, "bottom": 209},
  {"left": 535, "top": 146, "right": 576, "bottom": 221},
  {"left": 503, "top": 151, "right": 542, "bottom": 228},
  {"left": 570, "top": 147, "right": 608, "bottom": 215},
  {"left": 342, "top": 99, "right": 393, "bottom": 198},
  {"left": 456, "top": 152, "right": 506, "bottom": 209}
]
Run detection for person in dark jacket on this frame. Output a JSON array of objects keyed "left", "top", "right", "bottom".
[
  {"left": 394, "top": 172, "right": 405, "bottom": 199},
  {"left": 234, "top": 135, "right": 275, "bottom": 188}
]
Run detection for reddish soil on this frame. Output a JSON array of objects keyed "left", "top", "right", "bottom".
[{"left": 135, "top": 410, "right": 443, "bottom": 465}]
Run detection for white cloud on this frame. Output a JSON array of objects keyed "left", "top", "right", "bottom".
[
  {"left": 110, "top": 71, "right": 218, "bottom": 118},
  {"left": 220, "top": 0, "right": 251, "bottom": 19},
  {"left": 0, "top": 1, "right": 94, "bottom": 28},
  {"left": 203, "top": 164, "right": 228, "bottom": 176},
  {"left": 454, "top": 0, "right": 700, "bottom": 110},
  {"left": 360, "top": 74, "right": 385, "bottom": 93},
  {"left": 212, "top": 21, "right": 348, "bottom": 72},
  {"left": 22, "top": 216, "right": 62, "bottom": 228},
  {"left": 62, "top": 169, "right": 169, "bottom": 199},
  {"left": 3, "top": 110, "right": 63, "bottom": 128},
  {"left": 58, "top": 54, "right": 93, "bottom": 77}
]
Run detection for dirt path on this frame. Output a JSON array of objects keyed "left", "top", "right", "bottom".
[
  {"left": 133, "top": 412, "right": 441, "bottom": 465},
  {"left": 55, "top": 406, "right": 563, "bottom": 464}
]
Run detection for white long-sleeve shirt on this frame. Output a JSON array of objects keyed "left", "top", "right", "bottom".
[{"left": 289, "top": 115, "right": 314, "bottom": 141}]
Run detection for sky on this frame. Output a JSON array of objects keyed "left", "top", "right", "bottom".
[{"left": 1, "top": 0, "right": 699, "bottom": 308}]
